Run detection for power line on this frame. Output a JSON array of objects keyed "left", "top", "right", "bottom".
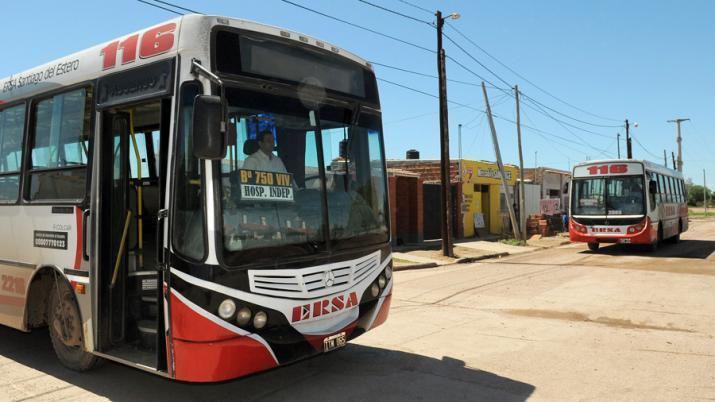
[
  {"left": 357, "top": 0, "right": 432, "bottom": 25},
  {"left": 279, "top": 0, "right": 435, "bottom": 53},
  {"left": 150, "top": 0, "right": 202, "bottom": 14},
  {"left": 633, "top": 137, "right": 661, "bottom": 159},
  {"left": 519, "top": 95, "right": 614, "bottom": 140},
  {"left": 519, "top": 92, "right": 622, "bottom": 128},
  {"left": 445, "top": 23, "right": 622, "bottom": 123},
  {"left": 395, "top": 0, "right": 433, "bottom": 15},
  {"left": 371, "top": 61, "right": 481, "bottom": 87},
  {"left": 378, "top": 77, "right": 601, "bottom": 158},
  {"left": 137, "top": 0, "right": 183, "bottom": 15},
  {"left": 442, "top": 32, "right": 513, "bottom": 89}
]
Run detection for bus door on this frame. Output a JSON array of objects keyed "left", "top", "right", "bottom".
[{"left": 97, "top": 100, "right": 168, "bottom": 371}]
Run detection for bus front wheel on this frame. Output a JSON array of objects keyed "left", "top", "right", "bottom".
[
  {"left": 48, "top": 278, "right": 98, "bottom": 372},
  {"left": 587, "top": 243, "right": 599, "bottom": 251},
  {"left": 648, "top": 227, "right": 663, "bottom": 252}
]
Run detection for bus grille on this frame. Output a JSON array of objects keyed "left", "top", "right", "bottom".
[{"left": 247, "top": 251, "right": 381, "bottom": 299}]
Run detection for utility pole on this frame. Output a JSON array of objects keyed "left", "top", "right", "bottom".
[
  {"left": 534, "top": 151, "right": 538, "bottom": 168},
  {"left": 617, "top": 132, "right": 621, "bottom": 159},
  {"left": 482, "top": 82, "right": 521, "bottom": 241},
  {"left": 625, "top": 119, "right": 633, "bottom": 159},
  {"left": 663, "top": 149, "right": 668, "bottom": 167},
  {"left": 671, "top": 152, "right": 676, "bottom": 171},
  {"left": 436, "top": 10, "right": 459, "bottom": 257},
  {"left": 515, "top": 85, "right": 526, "bottom": 243},
  {"left": 705, "top": 169, "right": 708, "bottom": 216},
  {"left": 668, "top": 118, "right": 690, "bottom": 172}
]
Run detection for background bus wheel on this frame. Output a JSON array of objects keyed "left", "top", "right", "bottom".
[
  {"left": 48, "top": 278, "right": 98, "bottom": 372},
  {"left": 587, "top": 243, "right": 599, "bottom": 251}
]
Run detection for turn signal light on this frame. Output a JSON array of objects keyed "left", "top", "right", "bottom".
[
  {"left": 71, "top": 281, "right": 86, "bottom": 294},
  {"left": 571, "top": 220, "right": 588, "bottom": 234},
  {"left": 627, "top": 219, "right": 647, "bottom": 234}
]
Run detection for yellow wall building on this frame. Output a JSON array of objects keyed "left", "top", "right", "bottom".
[{"left": 459, "top": 160, "right": 519, "bottom": 236}]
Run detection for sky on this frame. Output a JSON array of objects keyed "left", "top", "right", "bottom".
[{"left": 1, "top": 0, "right": 713, "bottom": 186}]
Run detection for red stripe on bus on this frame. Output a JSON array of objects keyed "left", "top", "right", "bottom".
[
  {"left": 0, "top": 294, "right": 25, "bottom": 307},
  {"left": 74, "top": 207, "right": 83, "bottom": 269}
]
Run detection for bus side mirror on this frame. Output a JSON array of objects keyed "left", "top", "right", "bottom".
[
  {"left": 563, "top": 182, "right": 569, "bottom": 194},
  {"left": 649, "top": 180, "right": 658, "bottom": 194},
  {"left": 192, "top": 95, "right": 227, "bottom": 160}
]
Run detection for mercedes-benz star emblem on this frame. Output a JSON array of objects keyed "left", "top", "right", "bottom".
[{"left": 323, "top": 270, "right": 335, "bottom": 287}]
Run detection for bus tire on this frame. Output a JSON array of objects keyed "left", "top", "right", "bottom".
[
  {"left": 587, "top": 243, "right": 599, "bottom": 251},
  {"left": 48, "top": 278, "right": 98, "bottom": 372},
  {"left": 648, "top": 227, "right": 662, "bottom": 252}
]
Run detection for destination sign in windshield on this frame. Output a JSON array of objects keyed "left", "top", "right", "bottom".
[{"left": 237, "top": 169, "right": 294, "bottom": 202}]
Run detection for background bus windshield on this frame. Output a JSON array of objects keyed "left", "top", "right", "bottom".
[
  {"left": 572, "top": 176, "right": 645, "bottom": 216},
  {"left": 220, "top": 89, "right": 388, "bottom": 267}
]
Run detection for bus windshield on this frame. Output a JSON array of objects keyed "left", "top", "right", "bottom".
[
  {"left": 572, "top": 175, "right": 645, "bottom": 216},
  {"left": 220, "top": 88, "right": 388, "bottom": 267}
]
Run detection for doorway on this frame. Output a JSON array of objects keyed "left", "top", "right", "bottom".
[{"left": 97, "top": 100, "right": 169, "bottom": 370}]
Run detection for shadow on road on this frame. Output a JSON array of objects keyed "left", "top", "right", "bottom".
[
  {"left": 0, "top": 326, "right": 534, "bottom": 402},
  {"left": 583, "top": 239, "right": 715, "bottom": 259}
]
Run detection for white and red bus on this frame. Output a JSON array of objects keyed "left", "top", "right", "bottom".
[
  {"left": 569, "top": 159, "right": 688, "bottom": 251},
  {"left": 0, "top": 15, "right": 392, "bottom": 382}
]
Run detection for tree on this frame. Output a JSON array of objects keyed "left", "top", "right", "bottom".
[{"left": 686, "top": 184, "right": 712, "bottom": 206}]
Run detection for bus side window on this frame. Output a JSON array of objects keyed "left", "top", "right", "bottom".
[
  {"left": 648, "top": 173, "right": 657, "bottom": 211},
  {"left": 0, "top": 104, "right": 26, "bottom": 203},
  {"left": 27, "top": 87, "right": 92, "bottom": 202},
  {"left": 656, "top": 174, "right": 664, "bottom": 204},
  {"left": 667, "top": 176, "right": 675, "bottom": 203},
  {"left": 674, "top": 178, "right": 681, "bottom": 203},
  {"left": 0, "top": 104, "right": 25, "bottom": 203}
]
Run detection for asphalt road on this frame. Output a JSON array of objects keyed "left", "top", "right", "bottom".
[{"left": 1, "top": 219, "right": 714, "bottom": 401}]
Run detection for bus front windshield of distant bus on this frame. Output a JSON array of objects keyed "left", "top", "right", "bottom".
[
  {"left": 218, "top": 88, "right": 389, "bottom": 267},
  {"left": 572, "top": 175, "right": 645, "bottom": 216}
]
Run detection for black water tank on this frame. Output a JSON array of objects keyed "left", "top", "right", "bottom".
[{"left": 406, "top": 149, "right": 420, "bottom": 159}]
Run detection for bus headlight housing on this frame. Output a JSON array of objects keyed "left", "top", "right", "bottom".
[{"left": 218, "top": 299, "right": 236, "bottom": 320}]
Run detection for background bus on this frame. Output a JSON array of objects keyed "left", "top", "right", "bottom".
[
  {"left": 0, "top": 15, "right": 392, "bottom": 382},
  {"left": 569, "top": 159, "right": 688, "bottom": 251}
]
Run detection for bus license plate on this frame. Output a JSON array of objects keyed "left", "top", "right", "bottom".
[
  {"left": 619, "top": 238, "right": 631, "bottom": 244},
  {"left": 323, "top": 332, "right": 346, "bottom": 352}
]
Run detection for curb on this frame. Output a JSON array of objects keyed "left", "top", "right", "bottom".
[
  {"left": 393, "top": 262, "right": 439, "bottom": 271},
  {"left": 392, "top": 252, "right": 510, "bottom": 271},
  {"left": 455, "top": 252, "right": 509, "bottom": 264},
  {"left": 392, "top": 240, "right": 573, "bottom": 271}
]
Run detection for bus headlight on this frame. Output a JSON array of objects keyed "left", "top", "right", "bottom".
[
  {"left": 236, "top": 307, "right": 252, "bottom": 327},
  {"left": 378, "top": 275, "right": 386, "bottom": 289},
  {"left": 371, "top": 283, "right": 380, "bottom": 297},
  {"left": 253, "top": 311, "right": 268, "bottom": 329},
  {"left": 385, "top": 266, "right": 392, "bottom": 280},
  {"left": 218, "top": 299, "right": 236, "bottom": 320}
]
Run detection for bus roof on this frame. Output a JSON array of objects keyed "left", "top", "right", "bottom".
[
  {"left": 0, "top": 15, "right": 372, "bottom": 104},
  {"left": 572, "top": 159, "right": 684, "bottom": 179}
]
